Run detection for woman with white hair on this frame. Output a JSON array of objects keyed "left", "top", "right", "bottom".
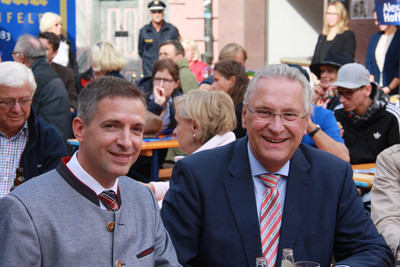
[
  {"left": 39, "top": 12, "right": 78, "bottom": 73},
  {"left": 91, "top": 41, "right": 127, "bottom": 78},
  {"left": 146, "top": 89, "right": 237, "bottom": 204}
]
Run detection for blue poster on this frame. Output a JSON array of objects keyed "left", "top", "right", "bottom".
[
  {"left": 375, "top": 0, "right": 400, "bottom": 25},
  {"left": 0, "top": 0, "right": 76, "bottom": 62}
]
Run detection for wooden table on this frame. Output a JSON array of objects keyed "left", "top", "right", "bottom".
[
  {"left": 280, "top": 56, "right": 312, "bottom": 67},
  {"left": 67, "top": 137, "right": 179, "bottom": 181},
  {"left": 352, "top": 163, "right": 376, "bottom": 188}
]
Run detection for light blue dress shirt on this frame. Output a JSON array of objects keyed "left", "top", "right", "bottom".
[{"left": 247, "top": 143, "right": 289, "bottom": 222}]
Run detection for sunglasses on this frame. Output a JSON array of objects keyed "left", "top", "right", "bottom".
[{"left": 151, "top": 10, "right": 163, "bottom": 14}]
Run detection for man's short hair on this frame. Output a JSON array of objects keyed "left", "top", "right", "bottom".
[
  {"left": 38, "top": 32, "right": 60, "bottom": 51},
  {"left": 14, "top": 34, "right": 46, "bottom": 64},
  {"left": 160, "top": 40, "right": 185, "bottom": 56},
  {"left": 0, "top": 61, "right": 36, "bottom": 94},
  {"left": 218, "top": 43, "right": 248, "bottom": 62},
  {"left": 77, "top": 76, "right": 146, "bottom": 125},
  {"left": 244, "top": 64, "right": 313, "bottom": 115}
]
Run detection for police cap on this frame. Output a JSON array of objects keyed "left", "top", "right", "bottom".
[{"left": 148, "top": 1, "right": 166, "bottom": 11}]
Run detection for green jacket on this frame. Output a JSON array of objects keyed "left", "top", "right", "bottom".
[{"left": 177, "top": 58, "right": 198, "bottom": 93}]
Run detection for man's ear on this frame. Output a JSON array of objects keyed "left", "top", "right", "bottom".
[
  {"left": 73, "top": 117, "right": 86, "bottom": 143},
  {"left": 242, "top": 102, "right": 247, "bottom": 129}
]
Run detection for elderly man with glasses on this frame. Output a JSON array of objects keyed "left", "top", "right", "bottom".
[
  {"left": 161, "top": 64, "right": 392, "bottom": 267},
  {"left": 138, "top": 0, "right": 180, "bottom": 77},
  {"left": 0, "top": 62, "right": 67, "bottom": 197},
  {"left": 332, "top": 62, "right": 400, "bottom": 164}
]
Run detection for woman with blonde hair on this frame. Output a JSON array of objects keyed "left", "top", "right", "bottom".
[
  {"left": 91, "top": 41, "right": 127, "bottom": 78},
  {"left": 311, "top": 1, "right": 355, "bottom": 67},
  {"left": 39, "top": 12, "right": 78, "bottom": 73},
  {"left": 181, "top": 39, "right": 209, "bottom": 83},
  {"left": 147, "top": 89, "right": 237, "bottom": 203}
]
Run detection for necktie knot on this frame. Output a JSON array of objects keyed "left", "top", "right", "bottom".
[
  {"left": 260, "top": 174, "right": 281, "bottom": 188},
  {"left": 98, "top": 190, "right": 119, "bottom": 211}
]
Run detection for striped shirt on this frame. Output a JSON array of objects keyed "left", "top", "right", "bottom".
[{"left": 0, "top": 122, "right": 29, "bottom": 197}]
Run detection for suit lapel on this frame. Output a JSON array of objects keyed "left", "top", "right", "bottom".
[
  {"left": 277, "top": 145, "right": 313, "bottom": 263},
  {"left": 223, "top": 137, "right": 262, "bottom": 266}
]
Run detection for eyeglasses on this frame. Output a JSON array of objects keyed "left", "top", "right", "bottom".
[
  {"left": 325, "top": 12, "right": 338, "bottom": 16},
  {"left": 0, "top": 98, "right": 33, "bottom": 108},
  {"left": 151, "top": 10, "right": 163, "bottom": 14},
  {"left": 11, "top": 52, "right": 23, "bottom": 58},
  {"left": 245, "top": 104, "right": 307, "bottom": 126},
  {"left": 153, "top": 77, "right": 174, "bottom": 85},
  {"left": 335, "top": 87, "right": 363, "bottom": 99}
]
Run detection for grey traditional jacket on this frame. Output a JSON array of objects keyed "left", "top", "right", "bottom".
[{"left": 0, "top": 160, "right": 180, "bottom": 267}]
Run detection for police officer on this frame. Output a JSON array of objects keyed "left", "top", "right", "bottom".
[{"left": 138, "top": 0, "right": 180, "bottom": 77}]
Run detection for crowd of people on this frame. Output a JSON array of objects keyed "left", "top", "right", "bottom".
[{"left": 0, "top": 0, "right": 399, "bottom": 266}]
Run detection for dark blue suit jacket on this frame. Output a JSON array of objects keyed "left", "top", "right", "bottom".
[
  {"left": 365, "top": 29, "right": 400, "bottom": 95},
  {"left": 161, "top": 137, "right": 392, "bottom": 267}
]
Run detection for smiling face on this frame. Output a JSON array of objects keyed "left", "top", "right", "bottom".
[
  {"left": 74, "top": 96, "right": 146, "bottom": 188},
  {"left": 242, "top": 77, "right": 308, "bottom": 172},
  {"left": 319, "top": 65, "right": 338, "bottom": 89},
  {"left": 0, "top": 82, "right": 32, "bottom": 138}
]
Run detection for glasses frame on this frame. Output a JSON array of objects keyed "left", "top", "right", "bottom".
[
  {"left": 0, "top": 98, "right": 33, "bottom": 108},
  {"left": 245, "top": 104, "right": 307, "bottom": 126},
  {"left": 11, "top": 51, "right": 23, "bottom": 58},
  {"left": 334, "top": 87, "right": 363, "bottom": 99},
  {"left": 151, "top": 10, "right": 163, "bottom": 14},
  {"left": 153, "top": 77, "right": 175, "bottom": 85}
]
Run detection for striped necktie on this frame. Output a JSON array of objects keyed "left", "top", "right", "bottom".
[
  {"left": 98, "top": 190, "right": 119, "bottom": 211},
  {"left": 260, "top": 174, "right": 282, "bottom": 267}
]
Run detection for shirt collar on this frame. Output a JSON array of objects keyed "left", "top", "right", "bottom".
[
  {"left": 0, "top": 121, "right": 29, "bottom": 139},
  {"left": 66, "top": 151, "right": 119, "bottom": 196},
  {"left": 247, "top": 142, "right": 290, "bottom": 177}
]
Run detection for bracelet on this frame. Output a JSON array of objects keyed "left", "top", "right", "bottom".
[{"left": 309, "top": 125, "right": 321, "bottom": 137}]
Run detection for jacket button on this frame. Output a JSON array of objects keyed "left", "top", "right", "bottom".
[
  {"left": 107, "top": 221, "right": 115, "bottom": 232},
  {"left": 115, "top": 260, "right": 122, "bottom": 267}
]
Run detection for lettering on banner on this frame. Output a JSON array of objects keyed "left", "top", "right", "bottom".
[
  {"left": 1, "top": 0, "right": 48, "bottom": 6},
  {"left": 382, "top": 3, "right": 400, "bottom": 24}
]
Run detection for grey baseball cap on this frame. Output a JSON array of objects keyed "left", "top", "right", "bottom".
[{"left": 331, "top": 63, "right": 371, "bottom": 89}]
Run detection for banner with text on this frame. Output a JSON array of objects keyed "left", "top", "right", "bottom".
[
  {"left": 375, "top": 0, "right": 400, "bottom": 25},
  {"left": 0, "top": 0, "right": 76, "bottom": 62}
]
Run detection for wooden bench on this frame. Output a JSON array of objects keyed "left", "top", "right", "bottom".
[{"left": 158, "top": 168, "right": 173, "bottom": 181}]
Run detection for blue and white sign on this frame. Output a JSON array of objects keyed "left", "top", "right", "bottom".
[
  {"left": 0, "top": 0, "right": 76, "bottom": 62},
  {"left": 375, "top": 0, "right": 400, "bottom": 25}
]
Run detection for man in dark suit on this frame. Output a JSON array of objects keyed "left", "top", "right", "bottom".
[
  {"left": 38, "top": 32, "right": 78, "bottom": 113},
  {"left": 161, "top": 64, "right": 392, "bottom": 266}
]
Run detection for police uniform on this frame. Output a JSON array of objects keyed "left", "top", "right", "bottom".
[{"left": 138, "top": 0, "right": 180, "bottom": 77}]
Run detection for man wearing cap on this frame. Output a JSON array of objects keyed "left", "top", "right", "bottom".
[
  {"left": 138, "top": 0, "right": 180, "bottom": 77},
  {"left": 333, "top": 62, "right": 400, "bottom": 164},
  {"left": 310, "top": 51, "right": 353, "bottom": 110}
]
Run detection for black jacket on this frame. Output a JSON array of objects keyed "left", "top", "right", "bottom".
[
  {"left": 138, "top": 21, "right": 180, "bottom": 77},
  {"left": 20, "top": 110, "right": 68, "bottom": 180}
]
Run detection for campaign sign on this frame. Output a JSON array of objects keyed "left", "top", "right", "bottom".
[
  {"left": 0, "top": 0, "right": 76, "bottom": 62},
  {"left": 375, "top": 0, "right": 400, "bottom": 25}
]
